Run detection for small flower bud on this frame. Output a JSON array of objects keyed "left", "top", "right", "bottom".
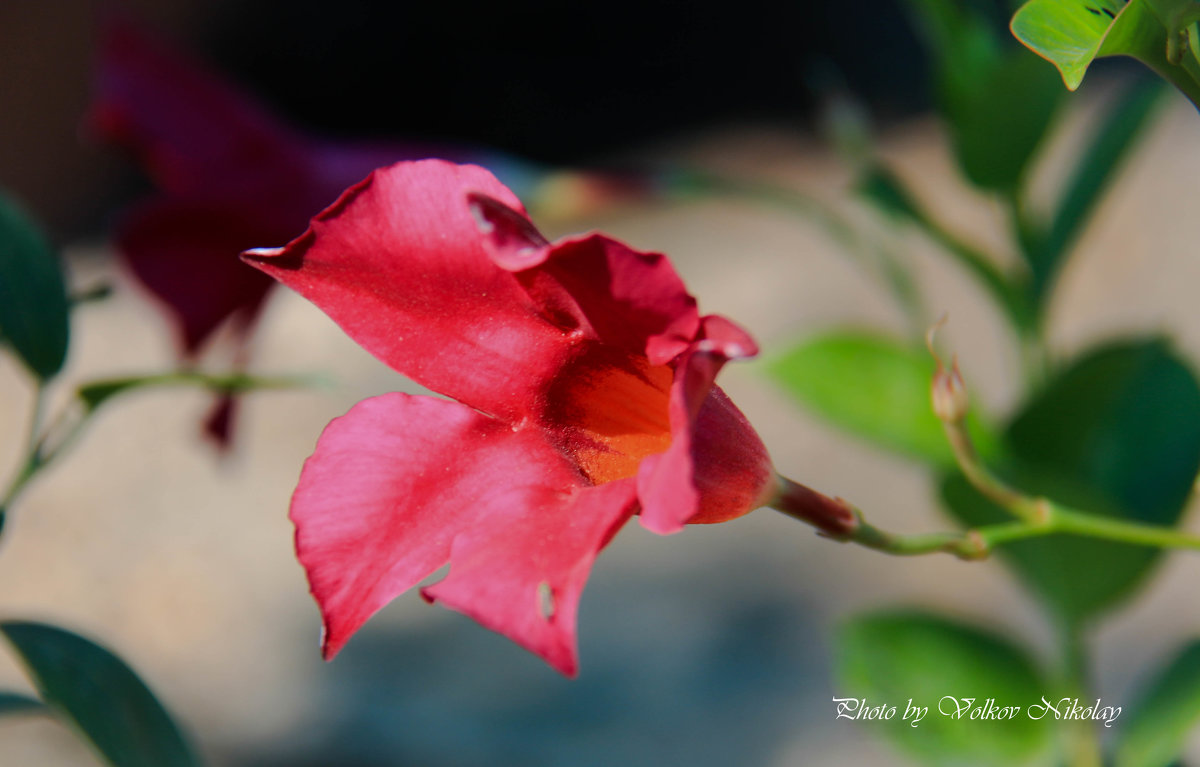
[{"left": 931, "top": 357, "right": 969, "bottom": 423}]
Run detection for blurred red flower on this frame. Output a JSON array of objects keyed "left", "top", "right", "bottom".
[
  {"left": 244, "top": 160, "right": 781, "bottom": 676},
  {"left": 88, "top": 16, "right": 533, "bottom": 445}
]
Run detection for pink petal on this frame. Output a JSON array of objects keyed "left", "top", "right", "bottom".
[
  {"left": 244, "top": 160, "right": 574, "bottom": 423},
  {"left": 470, "top": 194, "right": 700, "bottom": 364},
  {"left": 422, "top": 478, "right": 635, "bottom": 677},
  {"left": 291, "top": 392, "right": 634, "bottom": 674},
  {"left": 636, "top": 315, "right": 775, "bottom": 534}
]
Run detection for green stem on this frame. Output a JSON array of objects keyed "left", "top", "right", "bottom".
[
  {"left": 0, "top": 403, "right": 91, "bottom": 523},
  {"left": 1052, "top": 507, "right": 1200, "bottom": 550},
  {"left": 664, "top": 169, "right": 928, "bottom": 339},
  {"left": 770, "top": 474, "right": 1200, "bottom": 560},
  {"left": 772, "top": 342, "right": 1200, "bottom": 558},
  {"left": 1004, "top": 189, "right": 1052, "bottom": 392},
  {"left": 1060, "top": 623, "right": 1102, "bottom": 767},
  {"left": 847, "top": 517, "right": 1044, "bottom": 559},
  {"left": 24, "top": 381, "right": 46, "bottom": 456},
  {"left": 1, "top": 383, "right": 48, "bottom": 532},
  {"left": 0, "top": 368, "right": 321, "bottom": 537},
  {"left": 941, "top": 418, "right": 1032, "bottom": 518},
  {"left": 941, "top": 413, "right": 1200, "bottom": 549}
]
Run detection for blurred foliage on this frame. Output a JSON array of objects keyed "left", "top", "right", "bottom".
[
  {"left": 1115, "top": 640, "right": 1200, "bottom": 767},
  {"left": 769, "top": 330, "right": 998, "bottom": 464},
  {"left": 909, "top": 0, "right": 1066, "bottom": 193},
  {"left": 943, "top": 339, "right": 1200, "bottom": 623},
  {"left": 0, "top": 192, "right": 69, "bottom": 380},
  {"left": 0, "top": 622, "right": 200, "bottom": 767},
  {"left": 837, "top": 610, "right": 1052, "bottom": 765},
  {"left": 768, "top": 0, "right": 1200, "bottom": 764}
]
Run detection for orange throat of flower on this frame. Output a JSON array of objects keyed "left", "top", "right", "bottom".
[{"left": 549, "top": 353, "right": 674, "bottom": 485}]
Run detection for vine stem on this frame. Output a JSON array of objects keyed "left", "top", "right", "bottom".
[
  {"left": 769, "top": 364, "right": 1200, "bottom": 557},
  {"left": 0, "top": 400, "right": 90, "bottom": 529},
  {"left": 1061, "top": 622, "right": 1102, "bottom": 767},
  {"left": 0, "top": 370, "right": 318, "bottom": 535},
  {"left": 770, "top": 477, "right": 1200, "bottom": 561}
]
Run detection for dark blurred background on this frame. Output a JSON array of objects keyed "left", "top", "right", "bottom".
[
  {"left": 205, "top": 0, "right": 927, "bottom": 160},
  {"left": 1, "top": 0, "right": 980, "bottom": 239}
]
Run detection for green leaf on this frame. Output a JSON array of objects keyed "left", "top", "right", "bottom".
[
  {"left": 0, "top": 192, "right": 70, "bottom": 379},
  {"left": 908, "top": 0, "right": 1065, "bottom": 193},
  {"left": 836, "top": 610, "right": 1052, "bottom": 766},
  {"left": 0, "top": 691, "right": 49, "bottom": 716},
  {"left": 1012, "top": 0, "right": 1200, "bottom": 106},
  {"left": 1027, "top": 78, "right": 1168, "bottom": 303},
  {"left": 0, "top": 621, "right": 201, "bottom": 767},
  {"left": 941, "top": 338, "right": 1200, "bottom": 622},
  {"left": 1114, "top": 640, "right": 1200, "bottom": 767},
  {"left": 1012, "top": 0, "right": 1132, "bottom": 89},
  {"left": 768, "top": 331, "right": 997, "bottom": 465}
]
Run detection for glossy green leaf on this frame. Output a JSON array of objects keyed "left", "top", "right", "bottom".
[
  {"left": 1026, "top": 78, "right": 1168, "bottom": 303},
  {"left": 837, "top": 610, "right": 1051, "bottom": 766},
  {"left": 0, "top": 691, "right": 48, "bottom": 716},
  {"left": 941, "top": 338, "right": 1200, "bottom": 622},
  {"left": 768, "top": 331, "right": 997, "bottom": 465},
  {"left": 1114, "top": 640, "right": 1200, "bottom": 767},
  {"left": 0, "top": 192, "right": 70, "bottom": 379},
  {"left": 1012, "top": 0, "right": 1132, "bottom": 89},
  {"left": 0, "top": 621, "right": 201, "bottom": 767},
  {"left": 1012, "top": 0, "right": 1200, "bottom": 105},
  {"left": 908, "top": 0, "right": 1065, "bottom": 192}
]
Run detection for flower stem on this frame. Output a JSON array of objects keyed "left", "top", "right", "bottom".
[
  {"left": 0, "top": 369, "right": 323, "bottom": 535},
  {"left": 0, "top": 400, "right": 91, "bottom": 531},
  {"left": 940, "top": 403, "right": 1200, "bottom": 550},
  {"left": 941, "top": 417, "right": 1041, "bottom": 522},
  {"left": 769, "top": 477, "right": 1200, "bottom": 560},
  {"left": 1060, "top": 622, "right": 1102, "bottom": 767},
  {"left": 774, "top": 327, "right": 1200, "bottom": 556}
]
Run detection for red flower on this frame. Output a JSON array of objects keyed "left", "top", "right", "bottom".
[
  {"left": 244, "top": 160, "right": 785, "bottom": 676},
  {"left": 88, "top": 16, "right": 530, "bottom": 445}
]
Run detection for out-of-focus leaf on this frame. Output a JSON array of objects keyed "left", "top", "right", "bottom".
[
  {"left": 941, "top": 338, "right": 1200, "bottom": 623},
  {"left": 1026, "top": 78, "right": 1168, "bottom": 303},
  {"left": 0, "top": 192, "right": 70, "bottom": 379},
  {"left": 0, "top": 621, "right": 200, "bottom": 767},
  {"left": 943, "top": 48, "right": 1066, "bottom": 192},
  {"left": 837, "top": 610, "right": 1051, "bottom": 766},
  {"left": 1114, "top": 640, "right": 1200, "bottom": 767},
  {"left": 78, "top": 371, "right": 325, "bottom": 412},
  {"left": 0, "top": 691, "right": 48, "bottom": 716},
  {"left": 768, "top": 331, "right": 998, "bottom": 464},
  {"left": 908, "top": 0, "right": 1065, "bottom": 192},
  {"left": 1012, "top": 0, "right": 1200, "bottom": 106}
]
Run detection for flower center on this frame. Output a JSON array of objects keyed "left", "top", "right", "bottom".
[{"left": 545, "top": 347, "right": 674, "bottom": 485}]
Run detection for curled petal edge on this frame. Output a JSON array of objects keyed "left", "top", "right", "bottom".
[{"left": 637, "top": 315, "right": 773, "bottom": 534}]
